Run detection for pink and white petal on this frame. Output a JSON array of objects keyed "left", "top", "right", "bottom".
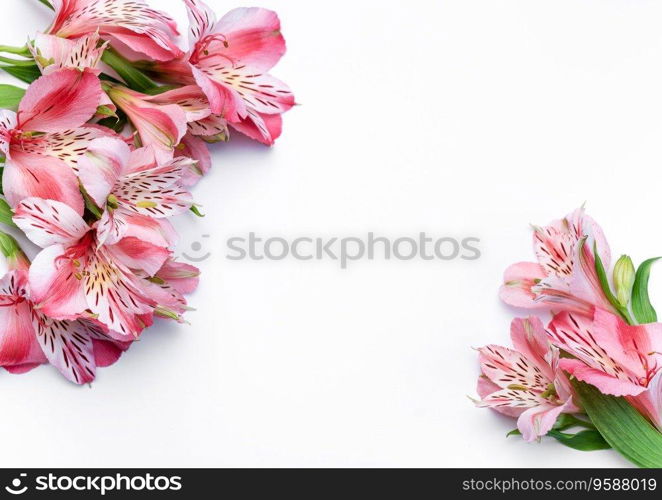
[
  {"left": 17, "top": 69, "right": 102, "bottom": 133},
  {"left": 117, "top": 159, "right": 194, "bottom": 217},
  {"left": 476, "top": 375, "right": 525, "bottom": 418},
  {"left": 95, "top": 209, "right": 128, "bottom": 247},
  {"left": 191, "top": 65, "right": 245, "bottom": 119},
  {"left": 184, "top": 0, "right": 218, "bottom": 46},
  {"left": 499, "top": 262, "right": 547, "bottom": 309},
  {"left": 121, "top": 212, "right": 176, "bottom": 248},
  {"left": 476, "top": 388, "right": 546, "bottom": 412},
  {"left": 147, "top": 85, "right": 212, "bottom": 122},
  {"left": 32, "top": 32, "right": 106, "bottom": 74},
  {"left": 125, "top": 146, "right": 157, "bottom": 175},
  {"left": 550, "top": 309, "right": 654, "bottom": 390},
  {"left": 0, "top": 273, "right": 46, "bottom": 370},
  {"left": 591, "top": 308, "right": 662, "bottom": 381},
  {"left": 517, "top": 401, "right": 570, "bottom": 442},
  {"left": 196, "top": 62, "right": 294, "bottom": 117},
  {"left": 107, "top": 30, "right": 184, "bottom": 62},
  {"left": 34, "top": 315, "right": 96, "bottom": 384},
  {"left": 141, "top": 278, "right": 188, "bottom": 316},
  {"left": 629, "top": 371, "right": 662, "bottom": 431},
  {"left": 92, "top": 337, "right": 131, "bottom": 368},
  {"left": 18, "top": 126, "right": 116, "bottom": 172},
  {"left": 479, "top": 344, "right": 551, "bottom": 391},
  {"left": 49, "top": 0, "right": 182, "bottom": 61},
  {"left": 176, "top": 134, "right": 211, "bottom": 186},
  {"left": 510, "top": 316, "right": 555, "bottom": 381},
  {"left": 129, "top": 105, "right": 187, "bottom": 163},
  {"left": 77, "top": 137, "right": 130, "bottom": 206},
  {"left": 559, "top": 358, "right": 647, "bottom": 397},
  {"left": 156, "top": 260, "right": 200, "bottom": 294},
  {"left": 29, "top": 244, "right": 88, "bottom": 320},
  {"left": 4, "top": 150, "right": 84, "bottom": 215},
  {"left": 189, "top": 114, "right": 229, "bottom": 141},
  {"left": 0, "top": 110, "right": 17, "bottom": 155},
  {"left": 214, "top": 7, "right": 286, "bottom": 72},
  {"left": 106, "top": 236, "right": 169, "bottom": 276},
  {"left": 231, "top": 110, "right": 282, "bottom": 145},
  {"left": 83, "top": 249, "right": 155, "bottom": 337},
  {"left": 14, "top": 198, "right": 88, "bottom": 248}
]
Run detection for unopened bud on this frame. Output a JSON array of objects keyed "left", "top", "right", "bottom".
[{"left": 613, "top": 255, "right": 636, "bottom": 307}]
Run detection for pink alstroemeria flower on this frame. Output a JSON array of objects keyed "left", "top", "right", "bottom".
[
  {"left": 499, "top": 208, "right": 613, "bottom": 315},
  {"left": 549, "top": 308, "right": 662, "bottom": 400},
  {"left": 0, "top": 233, "right": 129, "bottom": 384},
  {"left": 105, "top": 84, "right": 187, "bottom": 163},
  {"left": 143, "top": 0, "right": 295, "bottom": 145},
  {"left": 0, "top": 68, "right": 109, "bottom": 212},
  {"left": 13, "top": 198, "right": 172, "bottom": 339},
  {"left": 46, "top": 0, "right": 183, "bottom": 61},
  {"left": 30, "top": 31, "right": 107, "bottom": 75},
  {"left": 77, "top": 137, "right": 194, "bottom": 246},
  {"left": 476, "top": 316, "right": 579, "bottom": 442}
]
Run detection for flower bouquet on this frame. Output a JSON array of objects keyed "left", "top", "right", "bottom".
[
  {"left": 0, "top": 0, "right": 294, "bottom": 384},
  {"left": 475, "top": 207, "right": 662, "bottom": 468}
]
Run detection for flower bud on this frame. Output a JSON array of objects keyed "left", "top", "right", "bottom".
[{"left": 613, "top": 255, "right": 636, "bottom": 307}]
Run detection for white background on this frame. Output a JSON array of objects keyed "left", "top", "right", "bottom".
[{"left": 4, "top": 0, "right": 662, "bottom": 467}]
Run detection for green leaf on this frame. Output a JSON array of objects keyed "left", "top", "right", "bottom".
[
  {"left": 101, "top": 49, "right": 159, "bottom": 93},
  {"left": 573, "top": 380, "right": 662, "bottom": 467},
  {"left": 0, "top": 231, "right": 21, "bottom": 259},
  {"left": 548, "top": 429, "right": 611, "bottom": 452},
  {"left": 79, "top": 184, "right": 102, "bottom": 220},
  {"left": 553, "top": 413, "right": 596, "bottom": 431},
  {"left": 97, "top": 109, "right": 128, "bottom": 134},
  {"left": 506, "top": 429, "right": 521, "bottom": 438},
  {"left": 37, "top": 0, "right": 54, "bottom": 9},
  {"left": 593, "top": 240, "right": 634, "bottom": 324},
  {"left": 0, "top": 198, "right": 16, "bottom": 227},
  {"left": 632, "top": 258, "right": 661, "bottom": 324},
  {"left": 1, "top": 64, "right": 41, "bottom": 84},
  {"left": 0, "top": 84, "right": 25, "bottom": 111}
]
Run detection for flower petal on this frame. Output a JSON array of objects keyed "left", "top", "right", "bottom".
[
  {"left": 0, "top": 271, "right": 46, "bottom": 371},
  {"left": 34, "top": 314, "right": 97, "bottom": 384},
  {"left": 479, "top": 344, "right": 551, "bottom": 392},
  {"left": 3, "top": 150, "right": 84, "bottom": 215},
  {"left": 17, "top": 68, "right": 102, "bottom": 133},
  {"left": 77, "top": 137, "right": 130, "bottom": 206},
  {"left": 14, "top": 198, "right": 88, "bottom": 248}
]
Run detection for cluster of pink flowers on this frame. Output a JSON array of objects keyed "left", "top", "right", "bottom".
[
  {"left": 0, "top": 0, "right": 294, "bottom": 384},
  {"left": 476, "top": 208, "right": 662, "bottom": 443}
]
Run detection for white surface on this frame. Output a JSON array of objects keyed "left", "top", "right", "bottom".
[{"left": 3, "top": 0, "right": 662, "bottom": 467}]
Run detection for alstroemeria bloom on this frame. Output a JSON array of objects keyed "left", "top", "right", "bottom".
[
  {"left": 549, "top": 308, "right": 662, "bottom": 398},
  {"left": 13, "top": 198, "right": 172, "bottom": 339},
  {"left": 30, "top": 32, "right": 107, "bottom": 75},
  {"left": 144, "top": 0, "right": 295, "bottom": 145},
  {"left": 46, "top": 0, "right": 183, "bottom": 61},
  {"left": 0, "top": 68, "right": 109, "bottom": 212},
  {"left": 105, "top": 83, "right": 187, "bottom": 162},
  {"left": 0, "top": 233, "right": 129, "bottom": 384},
  {"left": 499, "top": 208, "right": 613, "bottom": 315},
  {"left": 77, "top": 137, "right": 194, "bottom": 246},
  {"left": 476, "top": 316, "right": 579, "bottom": 442}
]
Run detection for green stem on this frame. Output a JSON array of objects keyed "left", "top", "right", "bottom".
[
  {"left": 101, "top": 48, "right": 159, "bottom": 93},
  {"left": 0, "top": 55, "right": 36, "bottom": 67},
  {"left": 0, "top": 45, "right": 32, "bottom": 57}
]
